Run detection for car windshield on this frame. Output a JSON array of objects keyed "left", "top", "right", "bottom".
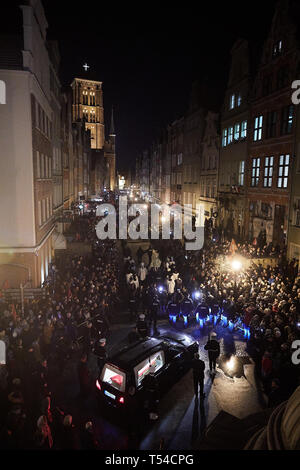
[{"left": 101, "top": 364, "right": 126, "bottom": 392}]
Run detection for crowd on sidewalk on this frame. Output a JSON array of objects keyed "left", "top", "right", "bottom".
[
  {"left": 0, "top": 215, "right": 120, "bottom": 449},
  {"left": 123, "top": 236, "right": 300, "bottom": 407}
]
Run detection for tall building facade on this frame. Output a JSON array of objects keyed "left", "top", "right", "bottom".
[
  {"left": 0, "top": 0, "right": 54, "bottom": 287},
  {"left": 245, "top": 0, "right": 300, "bottom": 247},
  {"left": 218, "top": 39, "right": 251, "bottom": 240},
  {"left": 71, "top": 76, "right": 116, "bottom": 191}
]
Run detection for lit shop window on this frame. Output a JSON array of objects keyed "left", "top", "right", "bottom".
[
  {"left": 263, "top": 156, "right": 274, "bottom": 187},
  {"left": 277, "top": 154, "right": 289, "bottom": 188},
  {"left": 254, "top": 115, "right": 263, "bottom": 141},
  {"left": 251, "top": 158, "right": 260, "bottom": 186}
]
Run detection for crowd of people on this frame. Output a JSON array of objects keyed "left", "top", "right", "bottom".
[
  {"left": 124, "top": 236, "right": 300, "bottom": 408},
  {"left": 0, "top": 203, "right": 300, "bottom": 449},
  {"left": 0, "top": 214, "right": 121, "bottom": 449}
]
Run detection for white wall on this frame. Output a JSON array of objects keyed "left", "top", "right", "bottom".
[{"left": 0, "top": 70, "right": 35, "bottom": 247}]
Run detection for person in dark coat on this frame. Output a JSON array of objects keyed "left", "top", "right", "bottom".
[
  {"left": 148, "top": 295, "right": 160, "bottom": 334},
  {"left": 204, "top": 332, "right": 220, "bottom": 373},
  {"left": 93, "top": 338, "right": 107, "bottom": 374},
  {"left": 59, "top": 415, "right": 80, "bottom": 450},
  {"left": 142, "top": 366, "right": 159, "bottom": 420},
  {"left": 136, "top": 314, "right": 148, "bottom": 338},
  {"left": 191, "top": 353, "right": 205, "bottom": 397},
  {"left": 128, "top": 327, "right": 140, "bottom": 344},
  {"left": 81, "top": 421, "right": 101, "bottom": 450},
  {"left": 77, "top": 353, "right": 91, "bottom": 401}
]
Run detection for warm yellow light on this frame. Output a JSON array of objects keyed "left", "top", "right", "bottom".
[
  {"left": 227, "top": 356, "right": 235, "bottom": 371},
  {"left": 232, "top": 259, "right": 242, "bottom": 271}
]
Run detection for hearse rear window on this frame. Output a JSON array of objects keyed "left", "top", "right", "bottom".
[
  {"left": 134, "top": 350, "right": 165, "bottom": 387},
  {"left": 101, "top": 364, "right": 126, "bottom": 392}
]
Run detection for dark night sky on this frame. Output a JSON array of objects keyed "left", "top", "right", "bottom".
[{"left": 3, "top": 1, "right": 278, "bottom": 171}]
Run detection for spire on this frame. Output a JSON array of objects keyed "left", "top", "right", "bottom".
[{"left": 109, "top": 106, "right": 115, "bottom": 136}]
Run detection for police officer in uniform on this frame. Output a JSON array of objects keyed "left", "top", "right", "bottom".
[
  {"left": 148, "top": 295, "right": 160, "bottom": 334},
  {"left": 204, "top": 332, "right": 220, "bottom": 374},
  {"left": 191, "top": 353, "right": 205, "bottom": 397}
]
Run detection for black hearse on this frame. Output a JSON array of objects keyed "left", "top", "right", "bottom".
[{"left": 95, "top": 331, "right": 198, "bottom": 408}]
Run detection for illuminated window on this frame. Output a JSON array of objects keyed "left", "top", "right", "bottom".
[
  {"left": 237, "top": 94, "right": 242, "bottom": 106},
  {"left": 254, "top": 115, "right": 263, "bottom": 141},
  {"left": 83, "top": 90, "right": 88, "bottom": 105},
  {"left": 277, "top": 154, "right": 289, "bottom": 188},
  {"left": 234, "top": 123, "right": 240, "bottom": 140},
  {"left": 228, "top": 126, "right": 233, "bottom": 144},
  {"left": 281, "top": 105, "right": 294, "bottom": 135},
  {"left": 229, "top": 94, "right": 235, "bottom": 109},
  {"left": 238, "top": 160, "right": 245, "bottom": 186},
  {"left": 241, "top": 120, "right": 247, "bottom": 138},
  {"left": 263, "top": 156, "right": 274, "bottom": 187},
  {"left": 251, "top": 158, "right": 260, "bottom": 186},
  {"left": 273, "top": 40, "right": 282, "bottom": 58},
  {"left": 222, "top": 128, "right": 228, "bottom": 147}
]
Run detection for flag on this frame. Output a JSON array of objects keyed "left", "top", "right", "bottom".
[{"left": 11, "top": 304, "right": 17, "bottom": 321}]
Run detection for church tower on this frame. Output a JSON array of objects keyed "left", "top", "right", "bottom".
[
  {"left": 104, "top": 107, "right": 116, "bottom": 190},
  {"left": 71, "top": 74, "right": 104, "bottom": 149}
]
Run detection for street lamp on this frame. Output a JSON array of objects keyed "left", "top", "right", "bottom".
[
  {"left": 231, "top": 259, "right": 242, "bottom": 271},
  {"left": 231, "top": 258, "right": 243, "bottom": 301}
]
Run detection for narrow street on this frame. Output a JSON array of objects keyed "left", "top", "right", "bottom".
[{"left": 49, "top": 239, "right": 266, "bottom": 451}]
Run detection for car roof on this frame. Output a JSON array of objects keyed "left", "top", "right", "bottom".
[{"left": 109, "top": 337, "right": 166, "bottom": 370}]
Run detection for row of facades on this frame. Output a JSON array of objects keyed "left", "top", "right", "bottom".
[
  {"left": 0, "top": 0, "right": 116, "bottom": 288},
  {"left": 135, "top": 0, "right": 300, "bottom": 264}
]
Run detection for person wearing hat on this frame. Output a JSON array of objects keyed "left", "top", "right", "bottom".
[{"left": 204, "top": 332, "right": 220, "bottom": 374}]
